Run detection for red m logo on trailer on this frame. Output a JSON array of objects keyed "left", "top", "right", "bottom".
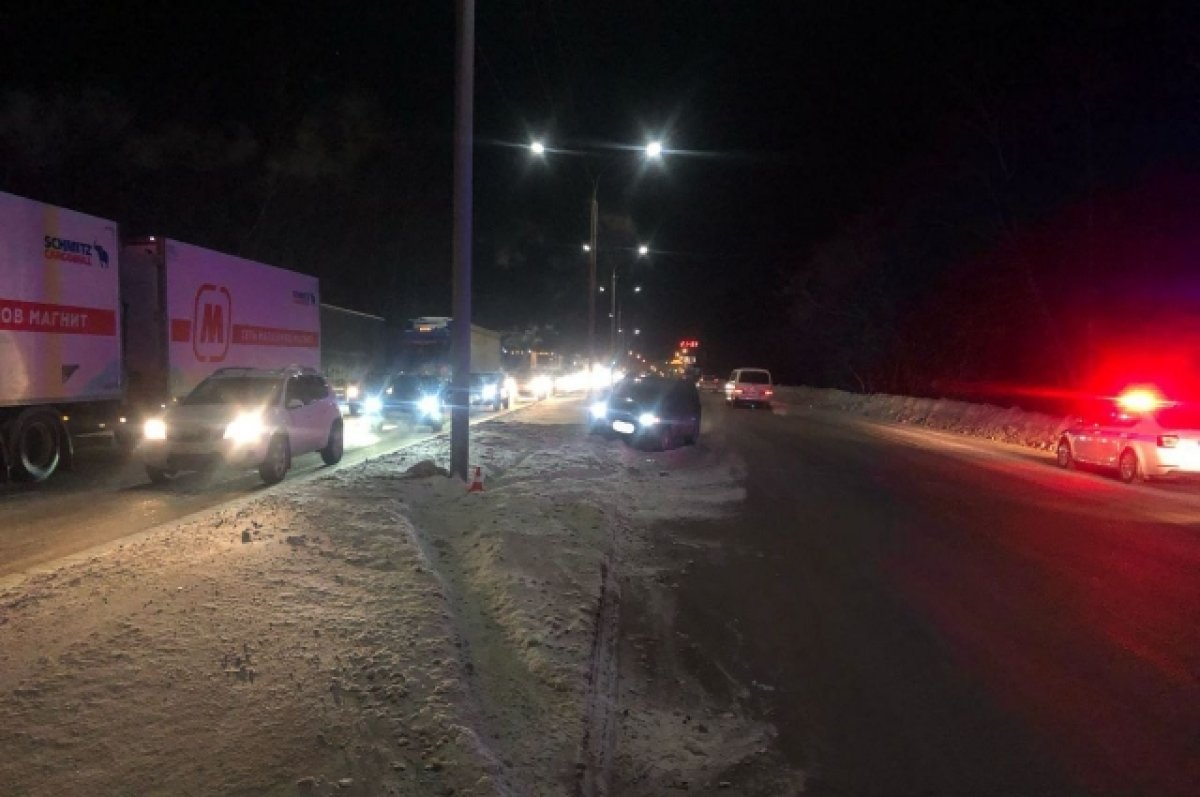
[{"left": 193, "top": 284, "right": 232, "bottom": 362}]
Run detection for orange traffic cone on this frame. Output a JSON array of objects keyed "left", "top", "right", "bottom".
[{"left": 466, "top": 466, "right": 484, "bottom": 493}]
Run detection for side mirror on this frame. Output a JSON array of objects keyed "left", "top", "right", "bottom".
[{"left": 286, "top": 398, "right": 304, "bottom": 410}]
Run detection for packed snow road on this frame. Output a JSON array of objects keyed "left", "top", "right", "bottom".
[
  {"left": 619, "top": 393, "right": 1200, "bottom": 796},
  {"left": 0, "top": 406, "right": 516, "bottom": 581}
]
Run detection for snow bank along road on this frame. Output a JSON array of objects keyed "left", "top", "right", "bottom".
[
  {"left": 0, "top": 396, "right": 794, "bottom": 796},
  {"left": 0, "top": 405, "right": 517, "bottom": 582}
]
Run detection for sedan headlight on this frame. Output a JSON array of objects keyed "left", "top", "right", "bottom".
[
  {"left": 224, "top": 412, "right": 267, "bottom": 444},
  {"left": 346, "top": 384, "right": 360, "bottom": 400},
  {"left": 638, "top": 412, "right": 660, "bottom": 426},
  {"left": 364, "top": 396, "right": 383, "bottom": 414},
  {"left": 481, "top": 384, "right": 498, "bottom": 400},
  {"left": 143, "top": 418, "right": 167, "bottom": 441},
  {"left": 418, "top": 395, "right": 440, "bottom": 416},
  {"left": 591, "top": 401, "right": 608, "bottom": 420}
]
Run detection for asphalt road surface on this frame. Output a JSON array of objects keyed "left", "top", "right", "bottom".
[
  {"left": 622, "top": 394, "right": 1199, "bottom": 796},
  {"left": 0, "top": 405, "right": 518, "bottom": 583}
]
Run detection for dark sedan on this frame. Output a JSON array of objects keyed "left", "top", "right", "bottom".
[
  {"left": 589, "top": 376, "right": 701, "bottom": 450},
  {"left": 363, "top": 373, "right": 447, "bottom": 432}
]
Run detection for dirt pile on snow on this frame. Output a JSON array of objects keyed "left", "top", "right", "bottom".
[
  {"left": 403, "top": 459, "right": 451, "bottom": 479},
  {"left": 777, "top": 386, "right": 1074, "bottom": 450}
]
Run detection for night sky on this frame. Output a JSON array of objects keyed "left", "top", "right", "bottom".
[{"left": 3, "top": 2, "right": 1200, "bottom": 390}]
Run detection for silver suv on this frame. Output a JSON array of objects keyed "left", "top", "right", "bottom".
[{"left": 141, "top": 366, "right": 344, "bottom": 485}]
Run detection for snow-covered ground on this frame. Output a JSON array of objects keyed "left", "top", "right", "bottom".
[
  {"left": 0, "top": 397, "right": 787, "bottom": 796},
  {"left": 776, "top": 386, "right": 1072, "bottom": 451}
]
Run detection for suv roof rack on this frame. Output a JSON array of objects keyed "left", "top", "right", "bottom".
[{"left": 210, "top": 365, "right": 321, "bottom": 377}]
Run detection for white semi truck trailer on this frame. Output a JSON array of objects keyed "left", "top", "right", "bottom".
[{"left": 0, "top": 190, "right": 320, "bottom": 481}]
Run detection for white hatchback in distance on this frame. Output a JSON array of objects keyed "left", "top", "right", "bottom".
[
  {"left": 141, "top": 366, "right": 344, "bottom": 485},
  {"left": 725, "top": 368, "right": 774, "bottom": 408},
  {"left": 1057, "top": 389, "right": 1200, "bottom": 482}
]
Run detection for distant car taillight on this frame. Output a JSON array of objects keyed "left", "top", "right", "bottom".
[
  {"left": 765, "top": 389, "right": 774, "bottom": 396},
  {"left": 733, "top": 388, "right": 743, "bottom": 394},
  {"left": 1157, "top": 435, "right": 1179, "bottom": 448}
]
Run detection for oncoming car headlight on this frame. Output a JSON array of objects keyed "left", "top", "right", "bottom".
[
  {"left": 346, "top": 384, "right": 361, "bottom": 400},
  {"left": 590, "top": 401, "right": 608, "bottom": 420},
  {"left": 481, "top": 384, "right": 498, "bottom": 400},
  {"left": 224, "top": 412, "right": 267, "bottom": 444},
  {"left": 418, "top": 395, "right": 441, "bottom": 416},
  {"left": 638, "top": 412, "right": 660, "bottom": 426},
  {"left": 143, "top": 418, "right": 167, "bottom": 441},
  {"left": 364, "top": 396, "right": 383, "bottom": 414}
]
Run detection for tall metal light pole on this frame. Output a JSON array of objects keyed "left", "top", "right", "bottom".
[
  {"left": 449, "top": 0, "right": 474, "bottom": 480},
  {"left": 531, "top": 141, "right": 662, "bottom": 377},
  {"left": 609, "top": 244, "right": 648, "bottom": 363},
  {"left": 588, "top": 181, "right": 599, "bottom": 377}
]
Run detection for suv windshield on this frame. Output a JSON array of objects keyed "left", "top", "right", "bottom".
[
  {"left": 738, "top": 371, "right": 771, "bottom": 384},
  {"left": 391, "top": 375, "right": 442, "bottom": 398},
  {"left": 183, "top": 376, "right": 280, "bottom": 406},
  {"left": 613, "top": 379, "right": 669, "bottom": 404}
]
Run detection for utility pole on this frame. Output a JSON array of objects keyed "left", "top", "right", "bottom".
[
  {"left": 609, "top": 264, "right": 618, "bottom": 362},
  {"left": 449, "top": 0, "right": 474, "bottom": 480},
  {"left": 587, "top": 182, "right": 598, "bottom": 377}
]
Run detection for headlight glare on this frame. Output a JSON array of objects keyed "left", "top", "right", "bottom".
[
  {"left": 364, "top": 396, "right": 383, "bottom": 414},
  {"left": 591, "top": 401, "right": 608, "bottom": 420},
  {"left": 224, "top": 413, "right": 267, "bottom": 443},
  {"left": 481, "top": 384, "right": 497, "bottom": 400},
  {"left": 418, "top": 395, "right": 440, "bottom": 416},
  {"left": 638, "top": 412, "right": 660, "bottom": 426},
  {"left": 144, "top": 418, "right": 167, "bottom": 440},
  {"left": 346, "top": 385, "right": 360, "bottom": 399}
]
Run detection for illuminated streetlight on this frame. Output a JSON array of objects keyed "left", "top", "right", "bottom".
[
  {"left": 598, "top": 285, "right": 605, "bottom": 292},
  {"left": 530, "top": 140, "right": 546, "bottom": 156},
  {"left": 645, "top": 141, "right": 663, "bottom": 159},
  {"left": 582, "top": 243, "right": 591, "bottom": 252},
  {"left": 637, "top": 244, "right": 650, "bottom": 256},
  {"left": 634, "top": 285, "right": 642, "bottom": 293},
  {"left": 634, "top": 328, "right": 641, "bottom": 335}
]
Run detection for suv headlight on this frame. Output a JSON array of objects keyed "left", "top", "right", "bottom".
[
  {"left": 638, "top": 412, "right": 660, "bottom": 426},
  {"left": 144, "top": 418, "right": 167, "bottom": 440},
  {"left": 364, "top": 396, "right": 383, "bottom": 414},
  {"left": 418, "top": 395, "right": 440, "bottom": 416},
  {"left": 224, "top": 412, "right": 266, "bottom": 444},
  {"left": 481, "top": 384, "right": 497, "bottom": 400},
  {"left": 346, "top": 384, "right": 360, "bottom": 400}
]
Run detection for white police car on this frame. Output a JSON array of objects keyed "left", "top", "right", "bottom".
[{"left": 1056, "top": 387, "right": 1200, "bottom": 482}]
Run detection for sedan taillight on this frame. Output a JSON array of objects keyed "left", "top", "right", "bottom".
[{"left": 1157, "top": 435, "right": 1179, "bottom": 448}]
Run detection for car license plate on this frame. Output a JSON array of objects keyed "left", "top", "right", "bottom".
[{"left": 612, "top": 420, "right": 635, "bottom": 434}]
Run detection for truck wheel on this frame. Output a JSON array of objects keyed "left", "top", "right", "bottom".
[
  {"left": 320, "top": 420, "right": 344, "bottom": 466},
  {"left": 5, "top": 408, "right": 63, "bottom": 481},
  {"left": 259, "top": 435, "right": 291, "bottom": 485},
  {"left": 145, "top": 465, "right": 180, "bottom": 485}
]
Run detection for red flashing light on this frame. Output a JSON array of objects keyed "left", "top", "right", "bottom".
[{"left": 1116, "top": 386, "right": 1166, "bottom": 414}]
